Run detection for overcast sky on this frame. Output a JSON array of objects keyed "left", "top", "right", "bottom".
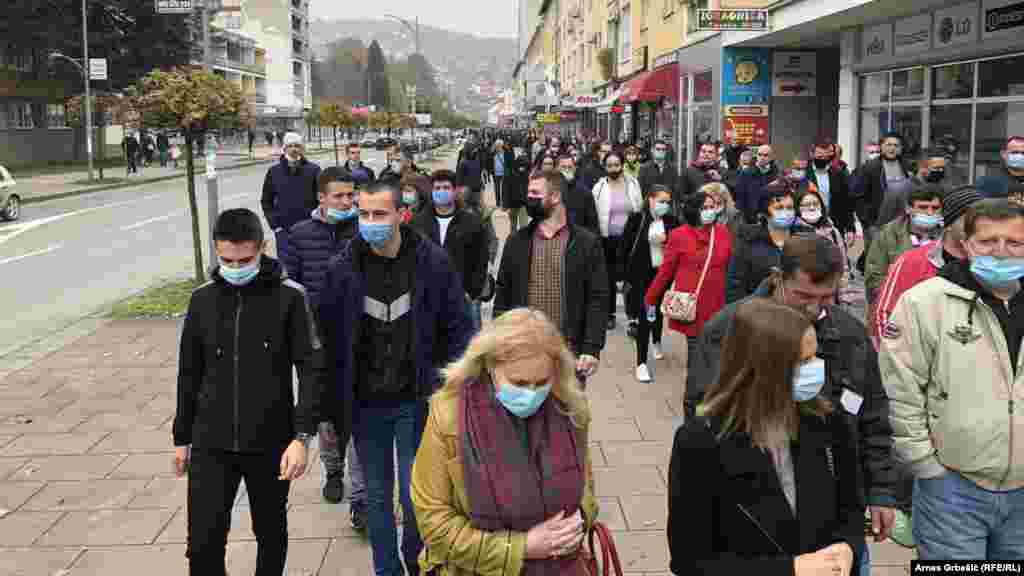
[{"left": 309, "top": 0, "right": 518, "bottom": 39}]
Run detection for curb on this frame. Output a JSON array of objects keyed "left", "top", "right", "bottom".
[{"left": 18, "top": 148, "right": 338, "bottom": 207}]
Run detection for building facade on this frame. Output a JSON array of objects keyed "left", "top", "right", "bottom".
[{"left": 0, "top": 48, "right": 78, "bottom": 166}]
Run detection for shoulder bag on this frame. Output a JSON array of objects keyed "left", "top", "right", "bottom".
[{"left": 660, "top": 227, "right": 715, "bottom": 323}]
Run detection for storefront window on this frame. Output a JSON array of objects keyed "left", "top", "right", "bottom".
[
  {"left": 860, "top": 108, "right": 889, "bottom": 151},
  {"left": 979, "top": 55, "right": 1024, "bottom": 98},
  {"left": 860, "top": 73, "right": 889, "bottom": 106},
  {"left": 929, "top": 104, "right": 972, "bottom": 186},
  {"left": 975, "top": 102, "right": 1024, "bottom": 177},
  {"left": 694, "top": 71, "right": 712, "bottom": 102},
  {"left": 892, "top": 68, "right": 924, "bottom": 101},
  {"left": 892, "top": 107, "right": 923, "bottom": 159},
  {"left": 693, "top": 105, "right": 714, "bottom": 149},
  {"left": 933, "top": 63, "right": 974, "bottom": 100}
]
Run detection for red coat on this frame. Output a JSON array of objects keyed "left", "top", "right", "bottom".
[
  {"left": 645, "top": 223, "right": 733, "bottom": 337},
  {"left": 871, "top": 240, "right": 940, "bottom": 347}
]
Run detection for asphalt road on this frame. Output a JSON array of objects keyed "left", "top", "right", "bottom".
[{"left": 0, "top": 149, "right": 392, "bottom": 359}]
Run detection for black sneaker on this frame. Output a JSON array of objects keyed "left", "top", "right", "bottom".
[
  {"left": 606, "top": 317, "right": 616, "bottom": 330},
  {"left": 626, "top": 319, "right": 638, "bottom": 339},
  {"left": 322, "top": 473, "right": 344, "bottom": 504},
  {"left": 350, "top": 504, "right": 367, "bottom": 534}
]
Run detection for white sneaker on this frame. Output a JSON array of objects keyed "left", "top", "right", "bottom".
[
  {"left": 635, "top": 364, "right": 652, "bottom": 382},
  {"left": 652, "top": 343, "right": 665, "bottom": 360}
]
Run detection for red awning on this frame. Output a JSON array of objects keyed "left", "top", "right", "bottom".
[{"left": 620, "top": 63, "right": 681, "bottom": 104}]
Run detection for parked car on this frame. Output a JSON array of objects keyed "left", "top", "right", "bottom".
[
  {"left": 0, "top": 165, "right": 20, "bottom": 221},
  {"left": 361, "top": 134, "right": 377, "bottom": 148},
  {"left": 375, "top": 137, "right": 397, "bottom": 150}
]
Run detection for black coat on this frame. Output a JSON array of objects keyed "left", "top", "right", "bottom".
[
  {"left": 853, "top": 157, "right": 909, "bottom": 227},
  {"left": 173, "top": 256, "right": 323, "bottom": 452},
  {"left": 639, "top": 161, "right": 682, "bottom": 203},
  {"left": 686, "top": 293, "right": 898, "bottom": 506},
  {"left": 620, "top": 210, "right": 679, "bottom": 317},
  {"left": 669, "top": 413, "right": 865, "bottom": 576},
  {"left": 502, "top": 153, "right": 532, "bottom": 210},
  {"left": 562, "top": 176, "right": 600, "bottom": 235},
  {"left": 280, "top": 211, "right": 358, "bottom": 309},
  {"left": 807, "top": 166, "right": 855, "bottom": 234},
  {"left": 410, "top": 208, "right": 489, "bottom": 300},
  {"left": 260, "top": 157, "right": 322, "bottom": 231},
  {"left": 494, "top": 221, "right": 609, "bottom": 358},
  {"left": 726, "top": 224, "right": 783, "bottom": 304}
]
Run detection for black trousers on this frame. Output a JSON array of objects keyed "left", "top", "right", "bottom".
[
  {"left": 602, "top": 236, "right": 623, "bottom": 322},
  {"left": 188, "top": 448, "right": 290, "bottom": 576},
  {"left": 493, "top": 176, "right": 505, "bottom": 206},
  {"left": 635, "top": 269, "right": 664, "bottom": 365}
]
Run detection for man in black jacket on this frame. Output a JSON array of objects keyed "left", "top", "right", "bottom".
[
  {"left": 173, "top": 208, "right": 323, "bottom": 576},
  {"left": 556, "top": 154, "right": 600, "bottom": 234},
  {"left": 411, "top": 169, "right": 489, "bottom": 331},
  {"left": 494, "top": 170, "right": 609, "bottom": 385},
  {"left": 260, "top": 132, "right": 322, "bottom": 259},
  {"left": 854, "top": 132, "right": 912, "bottom": 273},
  {"left": 639, "top": 139, "right": 683, "bottom": 207},
  {"left": 686, "top": 234, "right": 896, "bottom": 575}
]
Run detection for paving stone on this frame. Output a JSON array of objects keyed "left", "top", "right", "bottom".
[
  {"left": 36, "top": 508, "right": 176, "bottom": 546},
  {"left": 0, "top": 547, "right": 81, "bottom": 575},
  {"left": 0, "top": 481, "right": 45, "bottom": 512},
  {"left": 319, "top": 536, "right": 374, "bottom": 575},
  {"left": 594, "top": 497, "right": 627, "bottom": 531},
  {"left": 287, "top": 503, "right": 361, "bottom": 539},
  {"left": 610, "top": 530, "right": 671, "bottom": 572},
  {"left": 21, "top": 479, "right": 148, "bottom": 511},
  {"left": 89, "top": 430, "right": 173, "bottom": 454},
  {"left": 600, "top": 441, "right": 671, "bottom": 467},
  {"left": 592, "top": 467, "right": 665, "bottom": 497},
  {"left": 0, "top": 432, "right": 107, "bottom": 457},
  {"left": 107, "top": 452, "right": 176, "bottom": 479},
  {"left": 0, "top": 458, "right": 28, "bottom": 480},
  {"left": 870, "top": 539, "right": 916, "bottom": 566},
  {"left": 72, "top": 409, "right": 169, "bottom": 433},
  {"left": 67, "top": 543, "right": 188, "bottom": 575},
  {"left": 588, "top": 418, "right": 643, "bottom": 442},
  {"left": 0, "top": 406, "right": 88, "bottom": 434},
  {"left": 633, "top": 417, "right": 678, "bottom": 443},
  {"left": 0, "top": 510, "right": 64, "bottom": 546},
  {"left": 126, "top": 476, "right": 187, "bottom": 509},
  {"left": 7, "top": 455, "right": 125, "bottom": 481},
  {"left": 589, "top": 443, "right": 606, "bottom": 466},
  {"left": 619, "top": 495, "right": 667, "bottom": 531},
  {"left": 226, "top": 539, "right": 330, "bottom": 574}
]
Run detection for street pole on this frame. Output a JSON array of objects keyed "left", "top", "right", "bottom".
[
  {"left": 202, "top": 1, "right": 219, "bottom": 269},
  {"left": 82, "top": 0, "right": 95, "bottom": 182}
]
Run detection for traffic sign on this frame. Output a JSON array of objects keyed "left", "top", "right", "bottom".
[
  {"left": 89, "top": 58, "right": 107, "bottom": 81},
  {"left": 156, "top": 0, "right": 194, "bottom": 14}
]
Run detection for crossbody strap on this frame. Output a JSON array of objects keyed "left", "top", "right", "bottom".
[
  {"left": 692, "top": 227, "right": 716, "bottom": 298},
  {"left": 627, "top": 212, "right": 647, "bottom": 263}
]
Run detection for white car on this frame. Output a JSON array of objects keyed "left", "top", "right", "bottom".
[{"left": 0, "top": 165, "right": 19, "bottom": 221}]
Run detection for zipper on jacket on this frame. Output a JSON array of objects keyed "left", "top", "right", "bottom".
[
  {"left": 977, "top": 300, "right": 1016, "bottom": 489},
  {"left": 233, "top": 290, "right": 243, "bottom": 452},
  {"left": 736, "top": 503, "right": 786, "bottom": 554},
  {"left": 1002, "top": 398, "right": 1014, "bottom": 489}
]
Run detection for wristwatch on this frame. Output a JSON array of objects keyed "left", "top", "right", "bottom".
[{"left": 294, "top": 433, "right": 312, "bottom": 448}]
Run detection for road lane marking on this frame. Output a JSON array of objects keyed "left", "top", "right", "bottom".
[
  {"left": 0, "top": 243, "right": 63, "bottom": 266},
  {"left": 0, "top": 193, "right": 166, "bottom": 246},
  {"left": 120, "top": 213, "right": 179, "bottom": 231}
]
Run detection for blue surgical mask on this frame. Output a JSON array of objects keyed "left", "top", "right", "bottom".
[
  {"left": 653, "top": 149, "right": 667, "bottom": 162},
  {"left": 496, "top": 381, "right": 552, "bottom": 419},
  {"left": 219, "top": 259, "right": 260, "bottom": 286},
  {"left": 359, "top": 221, "right": 395, "bottom": 247},
  {"left": 326, "top": 207, "right": 357, "bottom": 224},
  {"left": 1008, "top": 153, "right": 1024, "bottom": 170},
  {"left": 432, "top": 188, "right": 453, "bottom": 206},
  {"left": 789, "top": 170, "right": 805, "bottom": 180},
  {"left": 654, "top": 202, "right": 671, "bottom": 217},
  {"left": 769, "top": 209, "right": 795, "bottom": 229},
  {"left": 970, "top": 255, "right": 1024, "bottom": 288},
  {"left": 700, "top": 208, "right": 720, "bottom": 224},
  {"left": 402, "top": 192, "right": 418, "bottom": 206},
  {"left": 910, "top": 212, "right": 942, "bottom": 230},
  {"left": 793, "top": 358, "right": 826, "bottom": 402}
]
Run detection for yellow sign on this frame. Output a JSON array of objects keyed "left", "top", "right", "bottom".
[
  {"left": 536, "top": 113, "right": 561, "bottom": 124},
  {"left": 724, "top": 104, "right": 769, "bottom": 117}
]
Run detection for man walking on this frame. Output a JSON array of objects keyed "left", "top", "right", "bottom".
[
  {"left": 320, "top": 180, "right": 472, "bottom": 576},
  {"left": 173, "top": 208, "right": 323, "bottom": 575},
  {"left": 344, "top": 142, "right": 376, "bottom": 188},
  {"left": 260, "top": 132, "right": 321, "bottom": 259}
]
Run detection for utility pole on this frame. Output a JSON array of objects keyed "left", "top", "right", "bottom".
[{"left": 82, "top": 0, "right": 95, "bottom": 182}]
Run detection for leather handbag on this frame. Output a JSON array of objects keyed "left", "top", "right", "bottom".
[
  {"left": 581, "top": 522, "right": 624, "bottom": 576},
  {"left": 661, "top": 227, "right": 716, "bottom": 323}
]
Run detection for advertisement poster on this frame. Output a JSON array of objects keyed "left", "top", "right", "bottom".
[
  {"left": 723, "top": 105, "right": 769, "bottom": 146},
  {"left": 772, "top": 52, "right": 816, "bottom": 97},
  {"left": 722, "top": 47, "right": 771, "bottom": 105}
]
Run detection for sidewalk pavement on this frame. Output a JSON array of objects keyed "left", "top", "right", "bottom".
[{"left": 0, "top": 180, "right": 913, "bottom": 575}]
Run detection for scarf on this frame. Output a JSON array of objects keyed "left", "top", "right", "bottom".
[{"left": 459, "top": 376, "right": 585, "bottom": 576}]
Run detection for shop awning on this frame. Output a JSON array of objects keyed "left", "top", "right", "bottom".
[{"left": 620, "top": 63, "right": 681, "bottom": 104}]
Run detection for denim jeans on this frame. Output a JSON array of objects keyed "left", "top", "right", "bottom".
[
  {"left": 913, "top": 470, "right": 1024, "bottom": 560},
  {"left": 859, "top": 540, "right": 871, "bottom": 576},
  {"left": 466, "top": 298, "right": 482, "bottom": 333},
  {"left": 346, "top": 438, "right": 366, "bottom": 509},
  {"left": 354, "top": 399, "right": 428, "bottom": 576}
]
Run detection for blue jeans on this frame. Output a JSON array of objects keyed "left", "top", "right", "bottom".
[
  {"left": 354, "top": 399, "right": 428, "bottom": 576},
  {"left": 859, "top": 540, "right": 871, "bottom": 576},
  {"left": 466, "top": 299, "right": 482, "bottom": 333},
  {"left": 913, "top": 470, "right": 1024, "bottom": 560},
  {"left": 346, "top": 439, "right": 366, "bottom": 509}
]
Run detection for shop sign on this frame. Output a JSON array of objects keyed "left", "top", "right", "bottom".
[
  {"left": 697, "top": 9, "right": 768, "bottom": 31},
  {"left": 861, "top": 23, "right": 892, "bottom": 61},
  {"left": 772, "top": 52, "right": 816, "bottom": 97},
  {"left": 564, "top": 94, "right": 602, "bottom": 107},
  {"left": 983, "top": 0, "right": 1024, "bottom": 41},
  {"left": 894, "top": 13, "right": 933, "bottom": 56},
  {"left": 723, "top": 115, "right": 769, "bottom": 146},
  {"left": 560, "top": 111, "right": 579, "bottom": 121},
  {"left": 536, "top": 112, "right": 562, "bottom": 124},
  {"left": 724, "top": 105, "right": 768, "bottom": 117},
  {"left": 935, "top": 2, "right": 979, "bottom": 48},
  {"left": 722, "top": 47, "right": 771, "bottom": 106}
]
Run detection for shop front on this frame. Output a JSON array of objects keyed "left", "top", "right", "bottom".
[
  {"left": 673, "top": 33, "right": 723, "bottom": 166},
  {"left": 619, "top": 57, "right": 681, "bottom": 147}
]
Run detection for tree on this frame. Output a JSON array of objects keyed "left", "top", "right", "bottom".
[
  {"left": 65, "top": 92, "right": 132, "bottom": 180},
  {"left": 365, "top": 40, "right": 390, "bottom": 109},
  {"left": 127, "top": 66, "right": 251, "bottom": 283},
  {"left": 318, "top": 100, "right": 353, "bottom": 167},
  {"left": 313, "top": 38, "right": 367, "bottom": 104}
]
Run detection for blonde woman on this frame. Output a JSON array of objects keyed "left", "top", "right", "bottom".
[
  {"left": 412, "top": 308, "right": 598, "bottom": 576},
  {"left": 701, "top": 182, "right": 742, "bottom": 236}
]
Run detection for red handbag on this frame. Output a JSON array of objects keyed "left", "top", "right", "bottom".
[{"left": 582, "top": 522, "right": 624, "bottom": 576}]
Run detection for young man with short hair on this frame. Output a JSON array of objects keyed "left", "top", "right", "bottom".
[{"left": 173, "top": 208, "right": 323, "bottom": 575}]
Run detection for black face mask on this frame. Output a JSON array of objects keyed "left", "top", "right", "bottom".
[
  {"left": 606, "top": 169, "right": 622, "bottom": 180},
  {"left": 525, "top": 198, "right": 550, "bottom": 221},
  {"left": 925, "top": 170, "right": 946, "bottom": 183},
  {"left": 813, "top": 158, "right": 830, "bottom": 169}
]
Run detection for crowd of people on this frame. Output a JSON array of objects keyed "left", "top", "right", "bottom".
[{"left": 170, "top": 128, "right": 1024, "bottom": 576}]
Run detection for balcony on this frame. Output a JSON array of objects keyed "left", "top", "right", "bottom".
[
  {"left": 248, "top": 91, "right": 267, "bottom": 104},
  {"left": 213, "top": 56, "right": 266, "bottom": 76}
]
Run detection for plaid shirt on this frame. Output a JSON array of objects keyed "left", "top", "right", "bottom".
[{"left": 527, "top": 223, "right": 568, "bottom": 330}]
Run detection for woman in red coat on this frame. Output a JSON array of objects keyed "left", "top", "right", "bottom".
[{"left": 645, "top": 190, "right": 732, "bottom": 406}]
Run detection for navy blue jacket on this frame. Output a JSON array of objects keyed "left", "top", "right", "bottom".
[
  {"left": 457, "top": 156, "right": 484, "bottom": 190},
  {"left": 260, "top": 157, "right": 322, "bottom": 231},
  {"left": 734, "top": 163, "right": 780, "bottom": 222},
  {"left": 726, "top": 223, "right": 783, "bottom": 303},
  {"left": 280, "top": 208, "right": 358, "bottom": 309},
  {"left": 319, "top": 228, "right": 472, "bottom": 444}
]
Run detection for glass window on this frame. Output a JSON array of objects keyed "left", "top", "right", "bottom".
[
  {"left": 892, "top": 68, "right": 924, "bottom": 101},
  {"left": 9, "top": 101, "right": 34, "bottom": 129},
  {"left": 979, "top": 55, "right": 1024, "bottom": 98},
  {"left": 693, "top": 105, "right": 714, "bottom": 150},
  {"left": 860, "top": 108, "right": 890, "bottom": 152},
  {"left": 975, "top": 102, "right": 1024, "bottom": 177},
  {"left": 0, "top": 101, "right": 7, "bottom": 129},
  {"left": 47, "top": 103, "right": 66, "bottom": 129},
  {"left": 892, "top": 107, "right": 923, "bottom": 158},
  {"left": 929, "top": 104, "right": 972, "bottom": 186},
  {"left": 620, "top": 6, "right": 631, "bottom": 63},
  {"left": 694, "top": 71, "right": 712, "bottom": 102},
  {"left": 860, "top": 73, "right": 889, "bottom": 106},
  {"left": 932, "top": 63, "right": 974, "bottom": 99}
]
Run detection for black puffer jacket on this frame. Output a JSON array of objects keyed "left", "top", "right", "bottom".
[
  {"left": 726, "top": 223, "right": 783, "bottom": 303},
  {"left": 280, "top": 208, "right": 358, "bottom": 309},
  {"left": 173, "top": 256, "right": 324, "bottom": 453},
  {"left": 260, "top": 157, "right": 321, "bottom": 231},
  {"left": 686, "top": 286, "right": 897, "bottom": 507}
]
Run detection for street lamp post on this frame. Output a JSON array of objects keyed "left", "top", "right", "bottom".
[{"left": 49, "top": 50, "right": 94, "bottom": 183}]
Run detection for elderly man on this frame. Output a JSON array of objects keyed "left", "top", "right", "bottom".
[
  {"left": 735, "top": 144, "right": 780, "bottom": 222},
  {"left": 260, "top": 132, "right": 322, "bottom": 258}
]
